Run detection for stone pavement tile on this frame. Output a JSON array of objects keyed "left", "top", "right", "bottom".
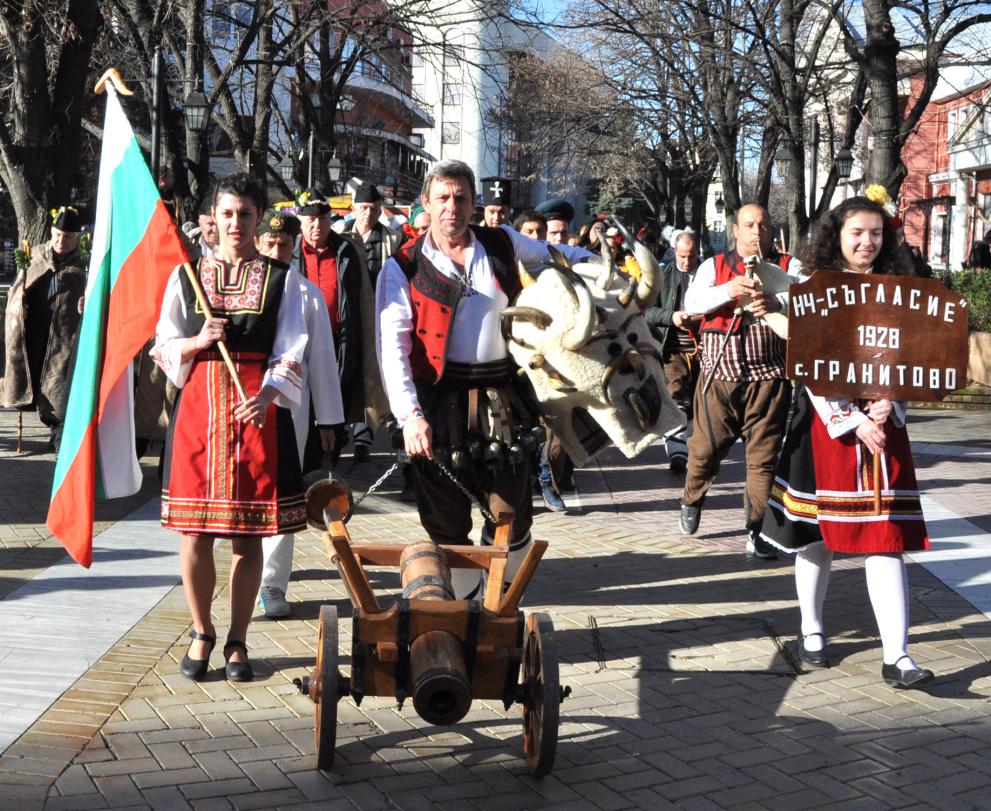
[
  {"left": 137, "top": 785, "right": 193, "bottom": 810},
  {"left": 52, "top": 764, "right": 98, "bottom": 796},
  {"left": 180, "top": 778, "right": 255, "bottom": 801},
  {"left": 41, "top": 793, "right": 109, "bottom": 810},
  {"left": 285, "top": 770, "right": 342, "bottom": 802},
  {"left": 91, "top": 775, "right": 144, "bottom": 808}
]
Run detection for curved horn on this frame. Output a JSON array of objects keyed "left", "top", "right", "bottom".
[
  {"left": 544, "top": 365, "right": 577, "bottom": 393},
  {"left": 547, "top": 244, "right": 573, "bottom": 270},
  {"left": 600, "top": 350, "right": 648, "bottom": 404},
  {"left": 555, "top": 270, "right": 596, "bottom": 351},
  {"left": 499, "top": 306, "right": 553, "bottom": 329},
  {"left": 608, "top": 217, "right": 661, "bottom": 306},
  {"left": 600, "top": 352, "right": 634, "bottom": 405},
  {"left": 617, "top": 276, "right": 637, "bottom": 308},
  {"left": 624, "top": 390, "right": 651, "bottom": 432},
  {"left": 595, "top": 240, "right": 615, "bottom": 290},
  {"left": 633, "top": 240, "right": 661, "bottom": 305}
]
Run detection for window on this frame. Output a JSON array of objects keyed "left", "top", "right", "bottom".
[
  {"left": 444, "top": 44, "right": 463, "bottom": 68},
  {"left": 443, "top": 83, "right": 461, "bottom": 106},
  {"left": 442, "top": 122, "right": 461, "bottom": 144}
]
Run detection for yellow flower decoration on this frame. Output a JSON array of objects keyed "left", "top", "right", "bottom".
[
  {"left": 269, "top": 215, "right": 284, "bottom": 230},
  {"left": 49, "top": 205, "right": 79, "bottom": 223},
  {"left": 864, "top": 184, "right": 890, "bottom": 207}
]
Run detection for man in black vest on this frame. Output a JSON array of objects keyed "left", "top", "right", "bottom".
[{"left": 375, "top": 160, "right": 590, "bottom": 596}]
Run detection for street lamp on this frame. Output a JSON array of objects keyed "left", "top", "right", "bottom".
[
  {"left": 278, "top": 154, "right": 294, "bottom": 186},
  {"left": 183, "top": 90, "right": 209, "bottom": 133},
  {"left": 834, "top": 148, "right": 854, "bottom": 180},
  {"left": 327, "top": 152, "right": 342, "bottom": 191},
  {"left": 774, "top": 142, "right": 794, "bottom": 180},
  {"left": 715, "top": 194, "right": 725, "bottom": 214}
]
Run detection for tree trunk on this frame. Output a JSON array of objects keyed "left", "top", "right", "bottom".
[{"left": 860, "top": 0, "right": 903, "bottom": 194}]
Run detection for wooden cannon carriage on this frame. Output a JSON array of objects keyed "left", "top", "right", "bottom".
[{"left": 294, "top": 480, "right": 568, "bottom": 776}]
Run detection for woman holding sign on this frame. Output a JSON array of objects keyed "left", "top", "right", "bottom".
[{"left": 761, "top": 195, "right": 933, "bottom": 690}]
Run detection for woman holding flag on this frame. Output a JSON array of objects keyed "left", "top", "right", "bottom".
[
  {"left": 152, "top": 174, "right": 308, "bottom": 682},
  {"left": 760, "top": 194, "right": 933, "bottom": 690}
]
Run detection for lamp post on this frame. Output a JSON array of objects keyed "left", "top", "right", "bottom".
[
  {"left": 327, "top": 152, "right": 342, "bottom": 193},
  {"left": 278, "top": 153, "right": 294, "bottom": 187},
  {"left": 150, "top": 47, "right": 164, "bottom": 184},
  {"left": 183, "top": 88, "right": 210, "bottom": 204},
  {"left": 808, "top": 117, "right": 820, "bottom": 227},
  {"left": 833, "top": 147, "right": 854, "bottom": 202},
  {"left": 774, "top": 141, "right": 794, "bottom": 180},
  {"left": 715, "top": 194, "right": 724, "bottom": 214}
]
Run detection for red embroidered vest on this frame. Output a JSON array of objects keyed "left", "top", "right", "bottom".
[
  {"left": 393, "top": 226, "right": 519, "bottom": 384},
  {"left": 700, "top": 251, "right": 794, "bottom": 335}
]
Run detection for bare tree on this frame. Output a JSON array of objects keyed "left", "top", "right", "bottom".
[
  {"left": 0, "top": 1, "right": 102, "bottom": 244},
  {"left": 830, "top": 0, "right": 991, "bottom": 196}
]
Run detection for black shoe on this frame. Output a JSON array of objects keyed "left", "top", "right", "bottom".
[
  {"left": 798, "top": 633, "right": 829, "bottom": 668},
  {"left": 679, "top": 503, "right": 702, "bottom": 535},
  {"left": 882, "top": 657, "right": 934, "bottom": 690},
  {"left": 400, "top": 464, "right": 417, "bottom": 503},
  {"left": 669, "top": 454, "right": 687, "bottom": 475},
  {"left": 223, "top": 640, "right": 254, "bottom": 682},
  {"left": 353, "top": 445, "right": 370, "bottom": 464},
  {"left": 746, "top": 529, "right": 778, "bottom": 560},
  {"left": 180, "top": 629, "right": 216, "bottom": 681}
]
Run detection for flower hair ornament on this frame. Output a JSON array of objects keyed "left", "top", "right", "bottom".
[{"left": 864, "top": 184, "right": 902, "bottom": 229}]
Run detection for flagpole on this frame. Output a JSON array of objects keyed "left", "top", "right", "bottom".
[{"left": 94, "top": 68, "right": 248, "bottom": 405}]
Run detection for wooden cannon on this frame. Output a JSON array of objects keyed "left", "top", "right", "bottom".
[{"left": 294, "top": 479, "right": 567, "bottom": 776}]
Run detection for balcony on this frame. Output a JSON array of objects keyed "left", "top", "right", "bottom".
[{"left": 346, "top": 72, "right": 434, "bottom": 129}]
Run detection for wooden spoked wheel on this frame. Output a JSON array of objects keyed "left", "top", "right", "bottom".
[
  {"left": 315, "top": 605, "right": 339, "bottom": 771},
  {"left": 521, "top": 612, "right": 560, "bottom": 777}
]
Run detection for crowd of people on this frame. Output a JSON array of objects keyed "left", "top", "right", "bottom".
[{"left": 0, "top": 163, "right": 936, "bottom": 691}]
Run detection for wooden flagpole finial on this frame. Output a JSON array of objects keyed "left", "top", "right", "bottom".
[{"left": 94, "top": 68, "right": 134, "bottom": 96}]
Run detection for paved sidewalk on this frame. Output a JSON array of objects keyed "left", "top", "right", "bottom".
[{"left": 1, "top": 407, "right": 990, "bottom": 810}]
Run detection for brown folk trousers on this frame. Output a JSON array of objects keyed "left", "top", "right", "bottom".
[{"left": 683, "top": 377, "right": 791, "bottom": 530}]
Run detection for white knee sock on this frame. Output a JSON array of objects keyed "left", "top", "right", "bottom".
[
  {"left": 795, "top": 542, "right": 833, "bottom": 650},
  {"left": 865, "top": 553, "right": 913, "bottom": 667}
]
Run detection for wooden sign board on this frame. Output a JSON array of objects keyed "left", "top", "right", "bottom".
[{"left": 786, "top": 271, "right": 969, "bottom": 401}]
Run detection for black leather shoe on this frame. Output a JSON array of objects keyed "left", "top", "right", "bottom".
[
  {"left": 224, "top": 640, "right": 254, "bottom": 682},
  {"left": 180, "top": 629, "right": 216, "bottom": 681},
  {"left": 882, "top": 658, "right": 934, "bottom": 690},
  {"left": 679, "top": 503, "right": 702, "bottom": 535},
  {"left": 798, "top": 633, "right": 829, "bottom": 668}
]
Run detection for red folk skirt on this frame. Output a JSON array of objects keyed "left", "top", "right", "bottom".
[
  {"left": 161, "top": 351, "right": 306, "bottom": 536},
  {"left": 811, "top": 417, "right": 929, "bottom": 554}
]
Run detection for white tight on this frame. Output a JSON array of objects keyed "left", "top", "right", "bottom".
[{"left": 795, "top": 544, "right": 914, "bottom": 666}]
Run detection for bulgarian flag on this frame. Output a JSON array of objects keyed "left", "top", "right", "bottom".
[{"left": 46, "top": 88, "right": 189, "bottom": 567}]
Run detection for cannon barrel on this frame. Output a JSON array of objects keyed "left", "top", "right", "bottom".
[{"left": 399, "top": 542, "right": 473, "bottom": 725}]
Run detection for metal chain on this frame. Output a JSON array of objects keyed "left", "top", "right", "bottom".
[
  {"left": 351, "top": 461, "right": 400, "bottom": 509},
  {"left": 431, "top": 458, "right": 497, "bottom": 524},
  {"left": 348, "top": 456, "right": 497, "bottom": 525}
]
